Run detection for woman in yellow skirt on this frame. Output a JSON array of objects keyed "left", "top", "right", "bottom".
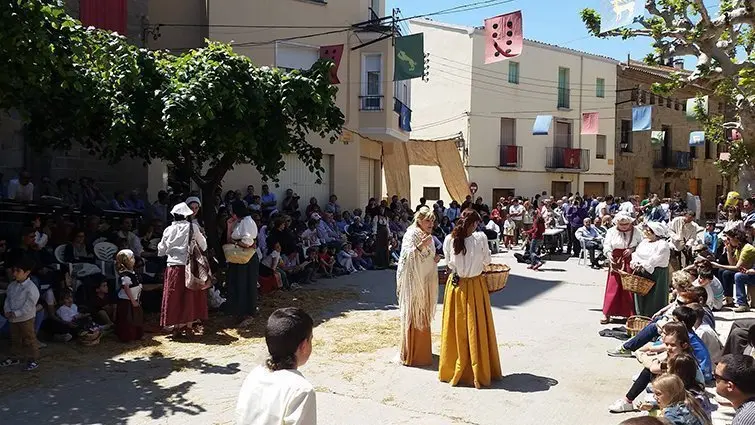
[
  {"left": 395, "top": 206, "right": 440, "bottom": 366},
  {"left": 439, "top": 209, "right": 502, "bottom": 388}
]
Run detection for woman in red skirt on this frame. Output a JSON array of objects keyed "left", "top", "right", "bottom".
[
  {"left": 600, "top": 214, "right": 642, "bottom": 324},
  {"left": 158, "top": 202, "right": 209, "bottom": 338},
  {"left": 115, "top": 249, "right": 144, "bottom": 342}
]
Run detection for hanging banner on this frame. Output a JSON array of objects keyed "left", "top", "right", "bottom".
[
  {"left": 651, "top": 130, "right": 665, "bottom": 145},
  {"left": 564, "top": 148, "right": 581, "bottom": 168},
  {"left": 599, "top": 0, "right": 644, "bottom": 33},
  {"left": 581, "top": 112, "right": 599, "bottom": 135},
  {"left": 394, "top": 34, "right": 425, "bottom": 81},
  {"left": 632, "top": 105, "right": 652, "bottom": 131},
  {"left": 319, "top": 44, "right": 344, "bottom": 84},
  {"left": 689, "top": 131, "right": 705, "bottom": 146},
  {"left": 398, "top": 103, "right": 412, "bottom": 131},
  {"left": 483, "top": 11, "right": 524, "bottom": 64},
  {"left": 532, "top": 115, "right": 553, "bottom": 135},
  {"left": 686, "top": 96, "right": 709, "bottom": 120}
]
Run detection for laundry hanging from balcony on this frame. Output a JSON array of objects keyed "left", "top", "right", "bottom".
[
  {"left": 631, "top": 105, "right": 652, "bottom": 131},
  {"left": 689, "top": 131, "right": 705, "bottom": 146},
  {"left": 398, "top": 102, "right": 412, "bottom": 132},
  {"left": 685, "top": 96, "right": 708, "bottom": 120},
  {"left": 580, "top": 112, "right": 599, "bottom": 135},
  {"left": 726, "top": 128, "right": 743, "bottom": 141},
  {"left": 532, "top": 115, "right": 552, "bottom": 135},
  {"left": 651, "top": 130, "right": 665, "bottom": 146},
  {"left": 598, "top": 0, "right": 644, "bottom": 33},
  {"left": 319, "top": 44, "right": 344, "bottom": 84},
  {"left": 79, "top": 0, "right": 127, "bottom": 34},
  {"left": 483, "top": 11, "right": 523, "bottom": 64},
  {"left": 394, "top": 34, "right": 424, "bottom": 81},
  {"left": 564, "top": 148, "right": 581, "bottom": 169}
]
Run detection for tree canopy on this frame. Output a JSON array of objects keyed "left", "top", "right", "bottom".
[{"left": 581, "top": 0, "right": 755, "bottom": 188}]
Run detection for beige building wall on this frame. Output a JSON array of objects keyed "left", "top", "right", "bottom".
[{"left": 408, "top": 19, "right": 618, "bottom": 207}]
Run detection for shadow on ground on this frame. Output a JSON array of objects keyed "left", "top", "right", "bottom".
[{"left": 492, "top": 373, "right": 559, "bottom": 393}]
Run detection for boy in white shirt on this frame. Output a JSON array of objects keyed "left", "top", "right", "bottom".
[
  {"left": 236, "top": 307, "right": 316, "bottom": 425},
  {"left": 694, "top": 269, "right": 725, "bottom": 311},
  {"left": 689, "top": 303, "right": 723, "bottom": 364},
  {"left": 1, "top": 256, "right": 40, "bottom": 371}
]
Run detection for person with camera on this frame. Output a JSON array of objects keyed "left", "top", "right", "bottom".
[{"left": 281, "top": 189, "right": 300, "bottom": 216}]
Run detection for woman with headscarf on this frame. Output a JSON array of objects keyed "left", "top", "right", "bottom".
[
  {"left": 630, "top": 221, "right": 671, "bottom": 317},
  {"left": 158, "top": 202, "right": 208, "bottom": 338},
  {"left": 186, "top": 196, "right": 204, "bottom": 231},
  {"left": 226, "top": 200, "right": 260, "bottom": 327},
  {"left": 372, "top": 206, "right": 390, "bottom": 270},
  {"left": 439, "top": 209, "right": 502, "bottom": 388},
  {"left": 600, "top": 213, "right": 643, "bottom": 324},
  {"left": 396, "top": 206, "right": 440, "bottom": 367}
]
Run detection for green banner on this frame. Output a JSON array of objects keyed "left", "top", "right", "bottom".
[{"left": 394, "top": 34, "right": 424, "bottom": 81}]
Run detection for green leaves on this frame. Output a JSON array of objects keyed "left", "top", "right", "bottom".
[{"left": 579, "top": 9, "right": 603, "bottom": 38}]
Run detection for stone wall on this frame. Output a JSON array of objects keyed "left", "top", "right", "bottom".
[{"left": 614, "top": 66, "right": 727, "bottom": 219}]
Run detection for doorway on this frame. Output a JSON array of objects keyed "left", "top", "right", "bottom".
[
  {"left": 492, "top": 188, "right": 515, "bottom": 203},
  {"left": 634, "top": 177, "right": 649, "bottom": 198},
  {"left": 661, "top": 125, "right": 672, "bottom": 166},
  {"left": 583, "top": 182, "right": 607, "bottom": 199},
  {"left": 551, "top": 181, "right": 571, "bottom": 199}
]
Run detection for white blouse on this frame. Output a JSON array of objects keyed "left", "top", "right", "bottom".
[
  {"left": 602, "top": 226, "right": 643, "bottom": 257},
  {"left": 118, "top": 276, "right": 143, "bottom": 300},
  {"left": 232, "top": 216, "right": 258, "bottom": 247},
  {"left": 442, "top": 232, "right": 491, "bottom": 278},
  {"left": 631, "top": 239, "right": 671, "bottom": 274},
  {"left": 158, "top": 221, "right": 207, "bottom": 266}
]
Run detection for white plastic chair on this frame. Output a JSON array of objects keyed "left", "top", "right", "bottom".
[
  {"left": 578, "top": 239, "right": 588, "bottom": 266},
  {"left": 92, "top": 237, "right": 108, "bottom": 246},
  {"left": 53, "top": 245, "right": 67, "bottom": 264},
  {"left": 94, "top": 241, "right": 118, "bottom": 279},
  {"left": 488, "top": 238, "right": 500, "bottom": 254}
]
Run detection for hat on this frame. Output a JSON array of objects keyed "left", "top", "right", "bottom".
[
  {"left": 171, "top": 202, "right": 193, "bottom": 217},
  {"left": 725, "top": 191, "right": 741, "bottom": 208},
  {"left": 186, "top": 196, "right": 201, "bottom": 206},
  {"left": 613, "top": 213, "right": 633, "bottom": 225},
  {"left": 644, "top": 221, "right": 668, "bottom": 238}
]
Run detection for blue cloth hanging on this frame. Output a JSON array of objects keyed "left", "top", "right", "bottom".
[
  {"left": 399, "top": 103, "right": 412, "bottom": 132},
  {"left": 632, "top": 106, "right": 652, "bottom": 131},
  {"left": 532, "top": 115, "right": 553, "bottom": 135},
  {"left": 689, "top": 131, "right": 705, "bottom": 146}
]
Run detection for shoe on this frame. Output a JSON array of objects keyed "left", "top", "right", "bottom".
[
  {"left": 54, "top": 333, "right": 73, "bottom": 342},
  {"left": 607, "top": 346, "right": 634, "bottom": 358},
  {"left": 723, "top": 297, "right": 735, "bottom": 307},
  {"left": 290, "top": 283, "right": 302, "bottom": 290},
  {"left": 734, "top": 305, "right": 751, "bottom": 313},
  {"left": 0, "top": 358, "right": 20, "bottom": 367},
  {"left": 608, "top": 398, "right": 636, "bottom": 413},
  {"left": 24, "top": 361, "right": 39, "bottom": 371}
]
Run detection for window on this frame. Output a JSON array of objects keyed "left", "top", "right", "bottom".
[
  {"left": 423, "top": 187, "right": 440, "bottom": 201},
  {"left": 558, "top": 67, "right": 570, "bottom": 109},
  {"left": 650, "top": 94, "right": 655, "bottom": 105},
  {"left": 690, "top": 146, "right": 697, "bottom": 159},
  {"left": 596, "top": 78, "right": 605, "bottom": 98},
  {"left": 276, "top": 43, "right": 319, "bottom": 71},
  {"left": 508, "top": 62, "right": 520, "bottom": 84},
  {"left": 705, "top": 138, "right": 713, "bottom": 159},
  {"left": 620, "top": 119, "right": 633, "bottom": 152},
  {"left": 500, "top": 118, "right": 516, "bottom": 146},
  {"left": 361, "top": 54, "right": 383, "bottom": 110},
  {"left": 596, "top": 135, "right": 606, "bottom": 159},
  {"left": 369, "top": 0, "right": 379, "bottom": 19}
]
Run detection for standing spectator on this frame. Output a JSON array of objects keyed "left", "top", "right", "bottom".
[
  {"left": 373, "top": 207, "right": 391, "bottom": 270},
  {"left": 260, "top": 184, "right": 277, "bottom": 217},
  {"left": 1, "top": 256, "right": 40, "bottom": 371},
  {"left": 114, "top": 249, "right": 144, "bottom": 342},
  {"left": 668, "top": 211, "right": 698, "bottom": 272},
  {"left": 186, "top": 196, "right": 203, "bottom": 231},
  {"left": 596, "top": 195, "right": 614, "bottom": 219},
  {"left": 324, "top": 195, "right": 341, "bottom": 215},
  {"left": 508, "top": 198, "right": 525, "bottom": 244},
  {"left": 111, "top": 191, "right": 128, "bottom": 211},
  {"left": 150, "top": 190, "right": 170, "bottom": 223},
  {"left": 714, "top": 354, "right": 755, "bottom": 425},
  {"left": 243, "top": 185, "right": 255, "bottom": 206},
  {"left": 415, "top": 197, "right": 428, "bottom": 212},
  {"left": 225, "top": 200, "right": 260, "bottom": 327},
  {"left": 7, "top": 171, "right": 34, "bottom": 202},
  {"left": 565, "top": 197, "right": 588, "bottom": 257},
  {"left": 445, "top": 201, "right": 461, "bottom": 223},
  {"left": 526, "top": 214, "right": 546, "bottom": 270},
  {"left": 158, "top": 203, "right": 209, "bottom": 337},
  {"left": 281, "top": 189, "right": 300, "bottom": 215}
]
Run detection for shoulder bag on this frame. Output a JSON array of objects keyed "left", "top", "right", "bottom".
[{"left": 186, "top": 223, "right": 212, "bottom": 291}]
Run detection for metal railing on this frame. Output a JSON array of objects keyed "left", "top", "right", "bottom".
[
  {"left": 545, "top": 146, "right": 589, "bottom": 171},
  {"left": 653, "top": 150, "right": 692, "bottom": 170},
  {"left": 557, "top": 87, "right": 570, "bottom": 109},
  {"left": 498, "top": 145, "right": 522, "bottom": 168},
  {"left": 359, "top": 95, "right": 383, "bottom": 111}
]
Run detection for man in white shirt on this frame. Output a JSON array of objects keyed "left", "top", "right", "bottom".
[
  {"left": 236, "top": 307, "right": 316, "bottom": 425},
  {"left": 575, "top": 218, "right": 604, "bottom": 268},
  {"left": 668, "top": 210, "right": 698, "bottom": 269},
  {"left": 508, "top": 199, "right": 525, "bottom": 244},
  {"left": 595, "top": 195, "right": 613, "bottom": 219},
  {"left": 7, "top": 171, "right": 34, "bottom": 202}
]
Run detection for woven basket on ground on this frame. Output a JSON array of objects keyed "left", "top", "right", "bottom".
[
  {"left": 626, "top": 316, "right": 652, "bottom": 337},
  {"left": 617, "top": 269, "right": 655, "bottom": 296},
  {"left": 483, "top": 263, "right": 510, "bottom": 293}
]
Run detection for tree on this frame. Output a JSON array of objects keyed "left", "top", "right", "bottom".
[{"left": 581, "top": 0, "right": 755, "bottom": 193}]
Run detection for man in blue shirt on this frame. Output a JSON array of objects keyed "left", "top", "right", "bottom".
[{"left": 260, "top": 184, "right": 277, "bottom": 218}]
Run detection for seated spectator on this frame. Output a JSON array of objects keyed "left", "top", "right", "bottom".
[
  {"left": 576, "top": 217, "right": 604, "bottom": 269},
  {"left": 282, "top": 251, "right": 316, "bottom": 285},
  {"left": 64, "top": 230, "right": 95, "bottom": 263},
  {"left": 87, "top": 279, "right": 115, "bottom": 328},
  {"left": 56, "top": 178, "right": 79, "bottom": 206},
  {"left": 618, "top": 418, "right": 668, "bottom": 425},
  {"left": 651, "top": 374, "right": 711, "bottom": 425},
  {"left": 149, "top": 190, "right": 170, "bottom": 223},
  {"left": 483, "top": 216, "right": 500, "bottom": 241},
  {"left": 30, "top": 215, "right": 49, "bottom": 250},
  {"left": 715, "top": 354, "right": 755, "bottom": 424},
  {"left": 315, "top": 214, "right": 341, "bottom": 247},
  {"left": 79, "top": 177, "right": 107, "bottom": 210},
  {"left": 334, "top": 213, "right": 348, "bottom": 233},
  {"left": 693, "top": 269, "right": 724, "bottom": 311},
  {"left": 722, "top": 319, "right": 755, "bottom": 356},
  {"left": 666, "top": 353, "right": 715, "bottom": 417},
  {"left": 301, "top": 220, "right": 321, "bottom": 248},
  {"left": 260, "top": 184, "right": 277, "bottom": 217},
  {"left": 306, "top": 197, "right": 322, "bottom": 219},
  {"left": 125, "top": 190, "right": 146, "bottom": 213},
  {"left": 261, "top": 242, "right": 295, "bottom": 290},
  {"left": 111, "top": 191, "right": 128, "bottom": 211},
  {"left": 248, "top": 195, "right": 262, "bottom": 213},
  {"left": 688, "top": 303, "right": 723, "bottom": 364},
  {"left": 115, "top": 218, "right": 143, "bottom": 257},
  {"left": 7, "top": 171, "right": 34, "bottom": 202},
  {"left": 56, "top": 290, "right": 96, "bottom": 336},
  {"left": 281, "top": 189, "right": 300, "bottom": 215},
  {"left": 324, "top": 194, "right": 341, "bottom": 215},
  {"left": 337, "top": 242, "right": 360, "bottom": 273},
  {"left": 352, "top": 241, "right": 373, "bottom": 270},
  {"left": 317, "top": 245, "right": 335, "bottom": 278}
]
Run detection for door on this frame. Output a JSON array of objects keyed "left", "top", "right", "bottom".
[
  {"left": 551, "top": 181, "right": 571, "bottom": 199},
  {"left": 688, "top": 178, "right": 702, "bottom": 196},
  {"left": 634, "top": 177, "right": 649, "bottom": 198},
  {"left": 358, "top": 157, "right": 377, "bottom": 206},
  {"left": 276, "top": 154, "right": 333, "bottom": 207},
  {"left": 492, "top": 188, "right": 515, "bottom": 203},
  {"left": 583, "top": 182, "right": 607, "bottom": 199}
]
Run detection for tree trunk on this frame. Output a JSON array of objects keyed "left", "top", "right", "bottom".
[{"left": 199, "top": 183, "right": 221, "bottom": 255}]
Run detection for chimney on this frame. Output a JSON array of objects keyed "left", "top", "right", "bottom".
[{"left": 673, "top": 59, "right": 684, "bottom": 70}]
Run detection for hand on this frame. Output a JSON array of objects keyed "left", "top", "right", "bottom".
[
  {"left": 131, "top": 301, "right": 140, "bottom": 308},
  {"left": 622, "top": 250, "right": 632, "bottom": 259},
  {"left": 746, "top": 269, "right": 755, "bottom": 275},
  {"left": 434, "top": 254, "right": 441, "bottom": 263}
]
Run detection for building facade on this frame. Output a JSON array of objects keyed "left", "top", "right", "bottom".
[
  {"left": 614, "top": 60, "right": 728, "bottom": 218},
  {"left": 408, "top": 19, "right": 617, "bottom": 206}
]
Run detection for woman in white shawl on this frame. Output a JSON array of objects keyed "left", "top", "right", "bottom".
[
  {"left": 631, "top": 221, "right": 671, "bottom": 317},
  {"left": 396, "top": 206, "right": 440, "bottom": 367}
]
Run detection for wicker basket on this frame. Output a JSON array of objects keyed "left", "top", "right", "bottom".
[
  {"left": 483, "top": 263, "right": 510, "bottom": 293},
  {"left": 617, "top": 269, "right": 655, "bottom": 296},
  {"left": 222, "top": 244, "right": 255, "bottom": 265},
  {"left": 438, "top": 265, "right": 449, "bottom": 286},
  {"left": 626, "top": 315, "right": 652, "bottom": 337}
]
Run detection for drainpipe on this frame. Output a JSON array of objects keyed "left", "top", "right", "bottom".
[{"left": 577, "top": 54, "right": 584, "bottom": 193}]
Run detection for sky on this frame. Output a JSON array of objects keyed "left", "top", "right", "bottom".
[{"left": 385, "top": 0, "right": 715, "bottom": 65}]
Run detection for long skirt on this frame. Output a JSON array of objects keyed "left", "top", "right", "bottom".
[
  {"left": 161, "top": 265, "right": 209, "bottom": 327},
  {"left": 401, "top": 325, "right": 433, "bottom": 367},
  {"left": 634, "top": 266, "right": 670, "bottom": 317},
  {"left": 375, "top": 224, "right": 390, "bottom": 269},
  {"left": 226, "top": 254, "right": 259, "bottom": 317},
  {"left": 115, "top": 298, "right": 144, "bottom": 342},
  {"left": 439, "top": 274, "right": 502, "bottom": 388},
  {"left": 603, "top": 249, "right": 636, "bottom": 318}
]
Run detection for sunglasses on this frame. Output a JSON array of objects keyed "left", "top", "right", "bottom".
[{"left": 713, "top": 373, "right": 733, "bottom": 383}]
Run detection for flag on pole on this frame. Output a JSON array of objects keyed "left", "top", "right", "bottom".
[
  {"left": 394, "top": 34, "right": 425, "bottom": 81},
  {"left": 685, "top": 96, "right": 709, "bottom": 120},
  {"left": 484, "top": 11, "right": 523, "bottom": 64},
  {"left": 632, "top": 106, "right": 652, "bottom": 131},
  {"left": 581, "top": 112, "right": 599, "bottom": 135},
  {"left": 532, "top": 115, "right": 553, "bottom": 135},
  {"left": 689, "top": 131, "right": 705, "bottom": 146},
  {"left": 319, "top": 44, "right": 344, "bottom": 84},
  {"left": 599, "top": 0, "right": 644, "bottom": 33},
  {"left": 651, "top": 130, "right": 665, "bottom": 146}
]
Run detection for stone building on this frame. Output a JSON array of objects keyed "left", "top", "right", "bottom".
[{"left": 614, "top": 60, "right": 730, "bottom": 218}]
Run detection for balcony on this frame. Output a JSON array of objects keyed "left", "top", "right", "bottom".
[
  {"left": 393, "top": 97, "right": 411, "bottom": 132},
  {"left": 545, "top": 147, "right": 590, "bottom": 172},
  {"left": 360, "top": 95, "right": 383, "bottom": 111},
  {"left": 557, "top": 87, "right": 570, "bottom": 109},
  {"left": 498, "top": 145, "right": 522, "bottom": 168},
  {"left": 653, "top": 150, "right": 692, "bottom": 170}
]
